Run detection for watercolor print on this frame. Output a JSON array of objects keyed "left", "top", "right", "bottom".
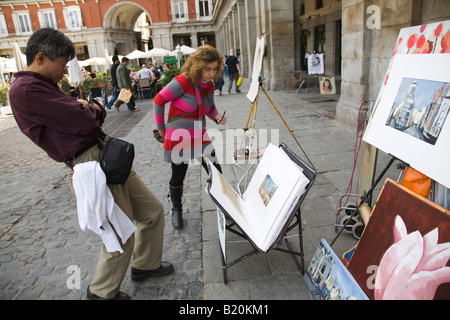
[
  {"left": 258, "top": 174, "right": 278, "bottom": 207},
  {"left": 306, "top": 239, "right": 368, "bottom": 300},
  {"left": 370, "top": 21, "right": 449, "bottom": 121},
  {"left": 385, "top": 78, "right": 450, "bottom": 145}
]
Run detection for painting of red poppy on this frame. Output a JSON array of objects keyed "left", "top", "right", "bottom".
[{"left": 347, "top": 179, "right": 450, "bottom": 300}]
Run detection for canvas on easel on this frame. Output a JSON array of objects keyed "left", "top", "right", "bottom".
[
  {"left": 247, "top": 35, "right": 265, "bottom": 103},
  {"left": 347, "top": 178, "right": 450, "bottom": 300},
  {"left": 357, "top": 21, "right": 450, "bottom": 211},
  {"left": 362, "top": 53, "right": 450, "bottom": 188},
  {"left": 306, "top": 53, "right": 324, "bottom": 75}
]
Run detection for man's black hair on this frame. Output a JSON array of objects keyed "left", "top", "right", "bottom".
[{"left": 25, "top": 27, "right": 76, "bottom": 66}]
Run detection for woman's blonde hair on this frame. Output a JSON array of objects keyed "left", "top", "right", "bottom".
[{"left": 181, "top": 45, "right": 224, "bottom": 84}]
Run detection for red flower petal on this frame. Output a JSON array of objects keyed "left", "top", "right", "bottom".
[
  {"left": 417, "top": 34, "right": 426, "bottom": 48},
  {"left": 420, "top": 24, "right": 427, "bottom": 33},
  {"left": 407, "top": 33, "right": 418, "bottom": 49},
  {"left": 434, "top": 23, "right": 443, "bottom": 38}
]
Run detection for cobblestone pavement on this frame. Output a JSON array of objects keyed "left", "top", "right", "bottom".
[{"left": 0, "top": 82, "right": 399, "bottom": 300}]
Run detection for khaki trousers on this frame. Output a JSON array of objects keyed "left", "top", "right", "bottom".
[{"left": 66, "top": 142, "right": 165, "bottom": 299}]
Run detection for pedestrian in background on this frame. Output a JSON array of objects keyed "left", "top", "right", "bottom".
[
  {"left": 215, "top": 68, "right": 225, "bottom": 95},
  {"left": 153, "top": 45, "right": 226, "bottom": 229},
  {"left": 137, "top": 63, "right": 154, "bottom": 98},
  {"left": 115, "top": 57, "right": 140, "bottom": 112},
  {"left": 225, "top": 50, "right": 241, "bottom": 93},
  {"left": 8, "top": 28, "right": 173, "bottom": 300},
  {"left": 106, "top": 55, "right": 120, "bottom": 111}
]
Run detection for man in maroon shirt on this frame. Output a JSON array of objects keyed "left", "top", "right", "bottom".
[{"left": 9, "top": 28, "right": 173, "bottom": 300}]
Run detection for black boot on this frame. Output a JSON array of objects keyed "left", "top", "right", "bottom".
[{"left": 169, "top": 184, "right": 183, "bottom": 229}]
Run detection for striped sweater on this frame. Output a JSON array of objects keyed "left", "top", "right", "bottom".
[{"left": 153, "top": 73, "right": 219, "bottom": 163}]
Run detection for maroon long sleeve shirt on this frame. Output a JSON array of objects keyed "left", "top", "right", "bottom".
[{"left": 9, "top": 71, "right": 106, "bottom": 162}]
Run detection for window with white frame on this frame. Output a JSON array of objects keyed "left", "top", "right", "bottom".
[
  {"left": 12, "top": 11, "right": 32, "bottom": 35},
  {"left": 63, "top": 6, "right": 83, "bottom": 30},
  {"left": 38, "top": 9, "right": 57, "bottom": 29},
  {"left": 172, "top": 1, "right": 188, "bottom": 22},
  {"left": 0, "top": 13, "right": 8, "bottom": 37},
  {"left": 198, "top": 0, "right": 211, "bottom": 18}
]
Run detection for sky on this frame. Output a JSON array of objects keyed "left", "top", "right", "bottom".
[{"left": 393, "top": 77, "right": 447, "bottom": 112}]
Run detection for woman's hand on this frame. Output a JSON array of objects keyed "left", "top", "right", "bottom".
[{"left": 214, "top": 113, "right": 227, "bottom": 125}]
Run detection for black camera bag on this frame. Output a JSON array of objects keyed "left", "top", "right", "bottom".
[{"left": 100, "top": 137, "right": 135, "bottom": 185}]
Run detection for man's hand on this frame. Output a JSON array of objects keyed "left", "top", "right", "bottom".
[
  {"left": 78, "top": 99, "right": 102, "bottom": 111},
  {"left": 77, "top": 99, "right": 89, "bottom": 108}
]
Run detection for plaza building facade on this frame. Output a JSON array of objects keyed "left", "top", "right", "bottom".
[
  {"left": 0, "top": 0, "right": 448, "bottom": 128},
  {"left": 0, "top": 0, "right": 215, "bottom": 60}
]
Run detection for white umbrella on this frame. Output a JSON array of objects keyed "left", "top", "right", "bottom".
[
  {"left": 180, "top": 45, "right": 197, "bottom": 55},
  {"left": 0, "top": 57, "right": 7, "bottom": 83},
  {"left": 67, "top": 56, "right": 85, "bottom": 97},
  {"left": 3, "top": 57, "right": 19, "bottom": 73},
  {"left": 126, "top": 49, "right": 146, "bottom": 60},
  {"left": 79, "top": 57, "right": 106, "bottom": 67},
  {"left": 104, "top": 49, "right": 111, "bottom": 71},
  {"left": 145, "top": 47, "right": 171, "bottom": 57},
  {"left": 13, "top": 41, "right": 26, "bottom": 72},
  {"left": 170, "top": 45, "right": 197, "bottom": 56},
  {"left": 68, "top": 56, "right": 84, "bottom": 86}
]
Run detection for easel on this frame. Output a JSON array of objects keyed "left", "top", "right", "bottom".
[
  {"left": 330, "top": 154, "right": 407, "bottom": 246},
  {"left": 212, "top": 143, "right": 317, "bottom": 284},
  {"left": 304, "top": 74, "right": 320, "bottom": 92},
  {"left": 234, "top": 77, "right": 315, "bottom": 193}
]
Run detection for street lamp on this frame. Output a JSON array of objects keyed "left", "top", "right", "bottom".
[{"left": 175, "top": 44, "right": 182, "bottom": 68}]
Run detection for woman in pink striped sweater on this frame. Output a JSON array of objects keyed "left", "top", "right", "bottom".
[{"left": 153, "top": 45, "right": 226, "bottom": 229}]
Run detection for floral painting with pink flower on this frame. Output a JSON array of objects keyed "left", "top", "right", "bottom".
[
  {"left": 374, "top": 215, "right": 450, "bottom": 299},
  {"left": 347, "top": 179, "right": 450, "bottom": 300}
]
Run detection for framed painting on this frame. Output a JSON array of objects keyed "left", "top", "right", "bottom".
[
  {"left": 319, "top": 76, "right": 336, "bottom": 95},
  {"left": 347, "top": 179, "right": 450, "bottom": 300}
]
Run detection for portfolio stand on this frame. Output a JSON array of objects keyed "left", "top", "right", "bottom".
[{"left": 208, "top": 143, "right": 316, "bottom": 284}]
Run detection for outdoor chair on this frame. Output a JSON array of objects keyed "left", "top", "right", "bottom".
[
  {"left": 288, "top": 71, "right": 305, "bottom": 94},
  {"left": 138, "top": 78, "right": 152, "bottom": 99}
]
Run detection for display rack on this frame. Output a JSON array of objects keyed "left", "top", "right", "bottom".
[{"left": 207, "top": 143, "right": 316, "bottom": 284}]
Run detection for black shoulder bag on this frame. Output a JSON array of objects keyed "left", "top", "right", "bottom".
[{"left": 100, "top": 137, "right": 135, "bottom": 185}]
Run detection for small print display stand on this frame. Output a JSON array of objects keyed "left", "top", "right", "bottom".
[{"left": 207, "top": 143, "right": 317, "bottom": 284}]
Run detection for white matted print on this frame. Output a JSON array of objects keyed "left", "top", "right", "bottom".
[
  {"left": 363, "top": 53, "right": 450, "bottom": 188},
  {"left": 247, "top": 35, "right": 265, "bottom": 102},
  {"left": 307, "top": 53, "right": 324, "bottom": 75},
  {"left": 217, "top": 208, "right": 226, "bottom": 260}
]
